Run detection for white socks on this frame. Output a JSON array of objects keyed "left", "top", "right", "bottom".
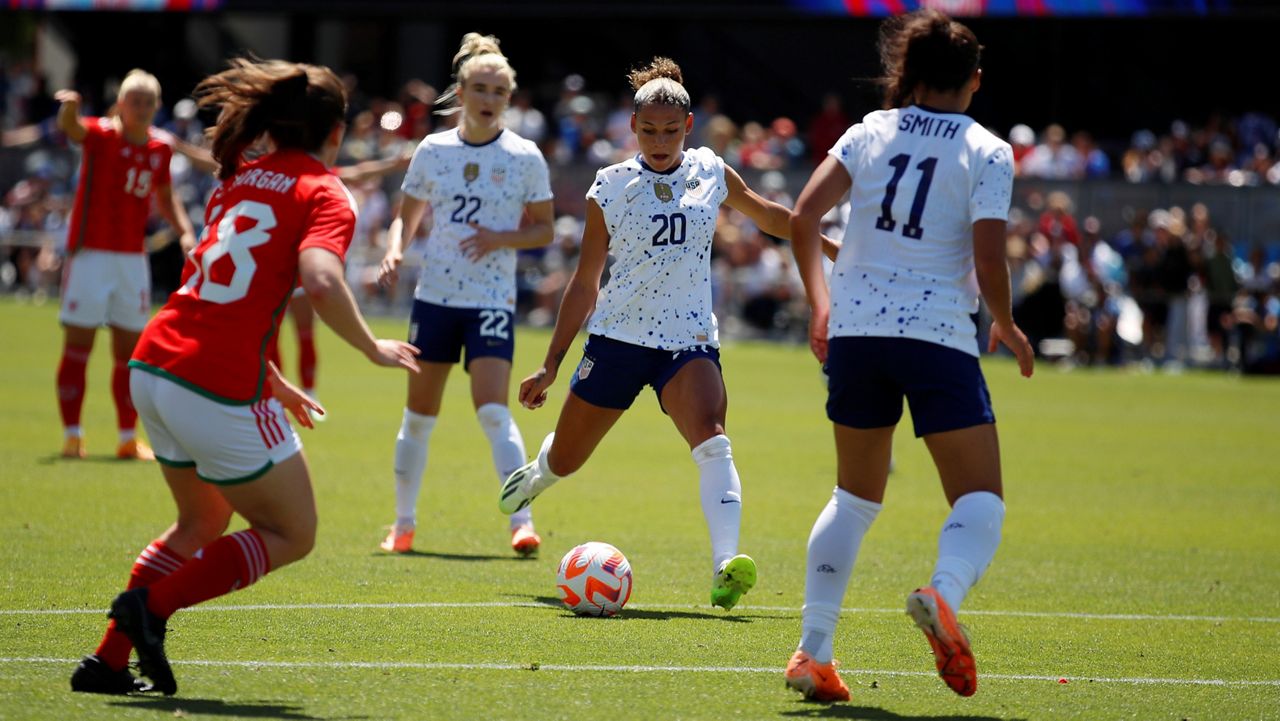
[
  {"left": 476, "top": 403, "right": 532, "bottom": 528},
  {"left": 692, "top": 434, "right": 743, "bottom": 572},
  {"left": 392, "top": 408, "right": 436, "bottom": 528},
  {"left": 930, "top": 490, "right": 1005, "bottom": 613},
  {"left": 800, "top": 487, "right": 882, "bottom": 664}
]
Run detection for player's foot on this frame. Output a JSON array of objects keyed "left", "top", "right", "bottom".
[
  {"left": 70, "top": 654, "right": 150, "bottom": 695},
  {"left": 379, "top": 524, "right": 415, "bottom": 553},
  {"left": 61, "top": 436, "right": 86, "bottom": 459},
  {"left": 116, "top": 438, "right": 155, "bottom": 461},
  {"left": 710, "top": 554, "right": 757, "bottom": 610},
  {"left": 906, "top": 586, "right": 976, "bottom": 697},
  {"left": 498, "top": 461, "right": 553, "bottom": 514},
  {"left": 784, "top": 649, "right": 850, "bottom": 703},
  {"left": 510, "top": 524, "right": 541, "bottom": 557},
  {"left": 108, "top": 588, "right": 176, "bottom": 696}
]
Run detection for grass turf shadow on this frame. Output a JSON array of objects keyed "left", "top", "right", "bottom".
[
  {"left": 369, "top": 549, "right": 535, "bottom": 562},
  {"left": 782, "top": 704, "right": 1026, "bottom": 721},
  {"left": 520, "top": 594, "right": 753, "bottom": 623},
  {"left": 108, "top": 696, "right": 367, "bottom": 720}
]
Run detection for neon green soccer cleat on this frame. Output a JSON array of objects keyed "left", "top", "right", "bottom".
[{"left": 710, "top": 554, "right": 757, "bottom": 610}]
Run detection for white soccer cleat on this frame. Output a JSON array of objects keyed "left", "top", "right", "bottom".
[{"left": 498, "top": 461, "right": 553, "bottom": 514}]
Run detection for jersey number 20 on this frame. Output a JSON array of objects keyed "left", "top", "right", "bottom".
[
  {"left": 181, "top": 200, "right": 277, "bottom": 304},
  {"left": 875, "top": 153, "right": 937, "bottom": 240}
]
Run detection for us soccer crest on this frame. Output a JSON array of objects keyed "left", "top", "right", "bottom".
[
  {"left": 464, "top": 162, "right": 480, "bottom": 183},
  {"left": 578, "top": 357, "right": 594, "bottom": 380},
  {"left": 653, "top": 182, "right": 674, "bottom": 202},
  {"left": 491, "top": 166, "right": 507, "bottom": 185}
]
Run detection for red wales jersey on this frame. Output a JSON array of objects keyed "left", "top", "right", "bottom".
[
  {"left": 66, "top": 117, "right": 173, "bottom": 254},
  {"left": 131, "top": 150, "right": 357, "bottom": 404}
]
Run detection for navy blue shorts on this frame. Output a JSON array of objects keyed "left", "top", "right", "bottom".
[
  {"left": 825, "top": 336, "right": 994, "bottom": 437},
  {"left": 408, "top": 300, "right": 514, "bottom": 370},
  {"left": 569, "top": 334, "right": 720, "bottom": 412}
]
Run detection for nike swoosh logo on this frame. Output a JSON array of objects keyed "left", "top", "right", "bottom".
[{"left": 720, "top": 499, "right": 741, "bottom": 505}]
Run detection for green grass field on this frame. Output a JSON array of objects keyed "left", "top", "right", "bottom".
[{"left": 1, "top": 297, "right": 1278, "bottom": 720}]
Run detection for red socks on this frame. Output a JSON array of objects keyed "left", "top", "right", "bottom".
[
  {"left": 146, "top": 530, "right": 271, "bottom": 620},
  {"left": 96, "top": 541, "right": 187, "bottom": 671},
  {"left": 112, "top": 360, "right": 137, "bottom": 432},
  {"left": 297, "top": 328, "right": 317, "bottom": 392},
  {"left": 56, "top": 344, "right": 91, "bottom": 429}
]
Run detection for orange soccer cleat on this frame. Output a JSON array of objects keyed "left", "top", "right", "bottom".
[
  {"left": 62, "top": 436, "right": 86, "bottom": 459},
  {"left": 510, "top": 525, "right": 541, "bottom": 558},
  {"left": 906, "top": 586, "right": 977, "bottom": 697},
  {"left": 784, "top": 649, "right": 851, "bottom": 703},
  {"left": 116, "top": 438, "right": 155, "bottom": 461},
  {"left": 379, "top": 525, "right": 415, "bottom": 553}
]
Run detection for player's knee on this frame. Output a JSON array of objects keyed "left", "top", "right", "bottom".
[
  {"left": 475, "top": 402, "right": 511, "bottom": 431},
  {"left": 691, "top": 433, "right": 732, "bottom": 463}
]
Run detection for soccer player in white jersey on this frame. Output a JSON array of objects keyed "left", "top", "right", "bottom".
[
  {"left": 499, "top": 57, "right": 835, "bottom": 611},
  {"left": 378, "top": 33, "right": 554, "bottom": 557},
  {"left": 781, "top": 10, "right": 1035, "bottom": 702}
]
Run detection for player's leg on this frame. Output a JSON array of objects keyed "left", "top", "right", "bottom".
[
  {"left": 109, "top": 326, "right": 152, "bottom": 460},
  {"left": 289, "top": 294, "right": 318, "bottom": 398},
  {"left": 499, "top": 336, "right": 637, "bottom": 515},
  {"left": 107, "top": 251, "right": 155, "bottom": 459},
  {"left": 382, "top": 361, "right": 451, "bottom": 552},
  {"left": 904, "top": 347, "right": 1004, "bottom": 698},
  {"left": 57, "top": 324, "right": 96, "bottom": 458},
  {"left": 658, "top": 356, "right": 756, "bottom": 609},
  {"left": 382, "top": 300, "right": 461, "bottom": 552},
  {"left": 788, "top": 338, "right": 899, "bottom": 702},
  {"left": 56, "top": 251, "right": 111, "bottom": 457},
  {"left": 469, "top": 355, "right": 540, "bottom": 555}
]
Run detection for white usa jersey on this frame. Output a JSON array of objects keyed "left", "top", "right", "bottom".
[
  {"left": 829, "top": 105, "right": 1013, "bottom": 356},
  {"left": 586, "top": 147, "right": 729, "bottom": 350},
  {"left": 401, "top": 128, "right": 552, "bottom": 311}
]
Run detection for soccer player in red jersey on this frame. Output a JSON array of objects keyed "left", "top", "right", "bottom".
[
  {"left": 55, "top": 69, "right": 197, "bottom": 460},
  {"left": 69, "top": 58, "right": 419, "bottom": 697}
]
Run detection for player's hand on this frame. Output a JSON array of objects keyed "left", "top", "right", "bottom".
[
  {"left": 460, "top": 223, "right": 503, "bottom": 261},
  {"left": 367, "top": 339, "right": 420, "bottom": 372},
  {"left": 989, "top": 320, "right": 1035, "bottom": 378},
  {"left": 55, "top": 90, "right": 81, "bottom": 109},
  {"left": 808, "top": 304, "right": 830, "bottom": 364},
  {"left": 378, "top": 251, "right": 403, "bottom": 288},
  {"left": 820, "top": 234, "right": 842, "bottom": 263},
  {"left": 518, "top": 367, "right": 556, "bottom": 410},
  {"left": 267, "top": 361, "right": 325, "bottom": 430},
  {"left": 178, "top": 232, "right": 197, "bottom": 253}
]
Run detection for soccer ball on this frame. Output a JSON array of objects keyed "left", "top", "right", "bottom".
[{"left": 555, "top": 542, "right": 633, "bottom": 617}]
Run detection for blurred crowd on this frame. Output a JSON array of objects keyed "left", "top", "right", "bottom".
[{"left": 4, "top": 61, "right": 1280, "bottom": 373}]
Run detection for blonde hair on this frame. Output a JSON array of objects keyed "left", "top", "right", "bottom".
[
  {"left": 628, "top": 57, "right": 689, "bottom": 113},
  {"left": 118, "top": 68, "right": 161, "bottom": 104},
  {"left": 437, "top": 32, "right": 516, "bottom": 114}
]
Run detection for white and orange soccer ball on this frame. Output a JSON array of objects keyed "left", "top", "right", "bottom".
[{"left": 555, "top": 542, "right": 633, "bottom": 617}]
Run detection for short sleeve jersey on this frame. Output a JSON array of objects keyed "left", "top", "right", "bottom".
[
  {"left": 131, "top": 150, "right": 357, "bottom": 404},
  {"left": 401, "top": 128, "right": 552, "bottom": 311},
  {"left": 66, "top": 117, "right": 174, "bottom": 254},
  {"left": 585, "top": 147, "right": 729, "bottom": 350},
  {"left": 829, "top": 105, "right": 1013, "bottom": 356}
]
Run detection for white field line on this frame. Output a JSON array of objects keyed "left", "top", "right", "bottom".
[
  {"left": 2, "top": 656, "right": 1278, "bottom": 687},
  {"left": 1, "top": 601, "right": 1277, "bottom": 624}
]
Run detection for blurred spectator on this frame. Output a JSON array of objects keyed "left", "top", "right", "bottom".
[
  {"left": 504, "top": 88, "right": 548, "bottom": 144},
  {"left": 1071, "top": 130, "right": 1110, "bottom": 179},
  {"left": 1021, "top": 124, "right": 1081, "bottom": 179},
  {"left": 1008, "top": 124, "right": 1035, "bottom": 176},
  {"left": 807, "top": 93, "right": 849, "bottom": 164},
  {"left": 1037, "top": 191, "right": 1080, "bottom": 248},
  {"left": 739, "top": 121, "right": 781, "bottom": 170}
]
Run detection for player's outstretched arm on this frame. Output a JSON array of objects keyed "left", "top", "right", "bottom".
[
  {"left": 790, "top": 155, "right": 851, "bottom": 363},
  {"left": 974, "top": 218, "right": 1034, "bottom": 378},
  {"left": 300, "top": 247, "right": 420, "bottom": 372},
  {"left": 54, "top": 90, "right": 87, "bottom": 143},
  {"left": 519, "top": 200, "right": 609, "bottom": 410},
  {"left": 722, "top": 164, "right": 841, "bottom": 258},
  {"left": 379, "top": 195, "right": 428, "bottom": 288},
  {"left": 155, "top": 183, "right": 197, "bottom": 252}
]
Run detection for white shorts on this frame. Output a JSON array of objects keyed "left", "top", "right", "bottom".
[
  {"left": 59, "top": 249, "right": 151, "bottom": 331},
  {"left": 130, "top": 369, "right": 303, "bottom": 484}
]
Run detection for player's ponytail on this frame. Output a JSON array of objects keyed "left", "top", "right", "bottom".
[
  {"left": 628, "top": 57, "right": 690, "bottom": 113},
  {"left": 196, "top": 58, "right": 347, "bottom": 180},
  {"left": 436, "top": 32, "right": 517, "bottom": 115},
  {"left": 878, "top": 9, "right": 981, "bottom": 110}
]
